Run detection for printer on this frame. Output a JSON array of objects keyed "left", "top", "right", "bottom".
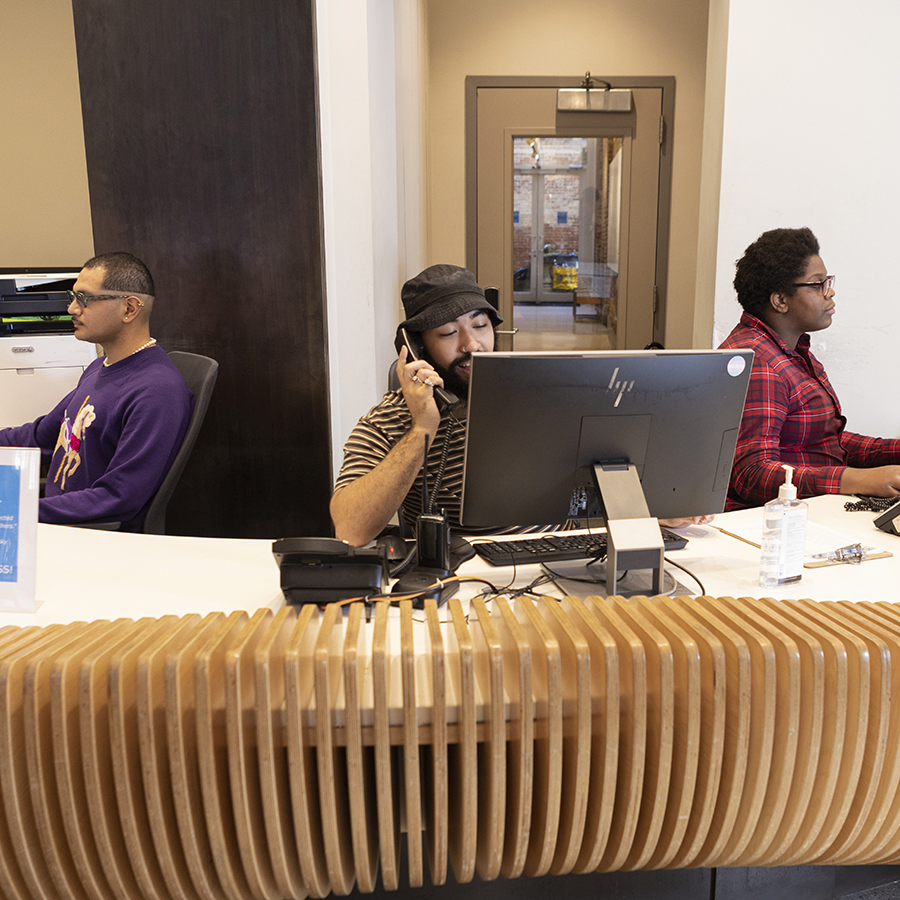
[{"left": 0, "top": 269, "right": 97, "bottom": 428}]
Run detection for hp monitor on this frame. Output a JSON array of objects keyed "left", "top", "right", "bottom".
[{"left": 460, "top": 349, "right": 753, "bottom": 592}]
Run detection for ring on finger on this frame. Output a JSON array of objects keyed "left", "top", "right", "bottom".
[{"left": 412, "top": 375, "right": 420, "bottom": 384}]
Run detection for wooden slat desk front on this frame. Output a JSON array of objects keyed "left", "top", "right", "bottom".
[{"left": 0, "top": 497, "right": 897, "bottom": 899}]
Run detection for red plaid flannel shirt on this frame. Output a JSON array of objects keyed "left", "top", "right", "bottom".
[{"left": 719, "top": 312, "right": 900, "bottom": 509}]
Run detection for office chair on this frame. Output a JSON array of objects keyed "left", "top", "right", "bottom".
[
  {"left": 140, "top": 351, "right": 219, "bottom": 534},
  {"left": 69, "top": 351, "right": 218, "bottom": 533}
]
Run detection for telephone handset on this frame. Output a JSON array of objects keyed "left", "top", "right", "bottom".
[{"left": 394, "top": 326, "right": 460, "bottom": 413}]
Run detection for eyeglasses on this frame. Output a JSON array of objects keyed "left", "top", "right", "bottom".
[
  {"left": 791, "top": 274, "right": 835, "bottom": 294},
  {"left": 66, "top": 290, "right": 133, "bottom": 308}
]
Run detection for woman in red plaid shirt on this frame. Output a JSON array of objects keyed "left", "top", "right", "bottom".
[{"left": 719, "top": 227, "right": 900, "bottom": 509}]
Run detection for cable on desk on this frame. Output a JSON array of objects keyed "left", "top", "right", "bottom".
[
  {"left": 454, "top": 575, "right": 502, "bottom": 594},
  {"left": 507, "top": 573, "right": 557, "bottom": 598},
  {"left": 538, "top": 554, "right": 705, "bottom": 598},
  {"left": 475, "top": 573, "right": 560, "bottom": 602},
  {"left": 663, "top": 555, "right": 706, "bottom": 596},
  {"left": 327, "top": 579, "right": 461, "bottom": 609},
  {"left": 539, "top": 555, "right": 614, "bottom": 587},
  {"left": 845, "top": 495, "right": 900, "bottom": 513},
  {"left": 382, "top": 574, "right": 507, "bottom": 605},
  {"left": 318, "top": 572, "right": 562, "bottom": 626},
  {"left": 387, "top": 543, "right": 418, "bottom": 578},
  {"left": 465, "top": 540, "right": 533, "bottom": 593}
]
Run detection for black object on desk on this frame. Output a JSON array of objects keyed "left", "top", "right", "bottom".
[
  {"left": 388, "top": 432, "right": 470, "bottom": 607},
  {"left": 390, "top": 511, "right": 458, "bottom": 607},
  {"left": 474, "top": 526, "right": 688, "bottom": 567},
  {"left": 874, "top": 498, "right": 900, "bottom": 536},
  {"left": 389, "top": 531, "right": 476, "bottom": 607},
  {"left": 391, "top": 569, "right": 458, "bottom": 606},
  {"left": 272, "top": 537, "right": 388, "bottom": 606}
]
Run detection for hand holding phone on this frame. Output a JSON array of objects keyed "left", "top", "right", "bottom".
[{"left": 394, "top": 326, "right": 460, "bottom": 413}]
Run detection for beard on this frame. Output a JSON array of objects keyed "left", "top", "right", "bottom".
[{"left": 427, "top": 352, "right": 472, "bottom": 399}]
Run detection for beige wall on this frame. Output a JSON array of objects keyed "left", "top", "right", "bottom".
[
  {"left": 425, "top": 0, "right": 712, "bottom": 348},
  {"left": 0, "top": 0, "right": 93, "bottom": 265}
]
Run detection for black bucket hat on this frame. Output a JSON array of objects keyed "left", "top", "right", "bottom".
[{"left": 399, "top": 264, "right": 503, "bottom": 332}]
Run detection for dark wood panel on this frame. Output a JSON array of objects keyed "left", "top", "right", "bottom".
[{"left": 71, "top": 0, "right": 331, "bottom": 538}]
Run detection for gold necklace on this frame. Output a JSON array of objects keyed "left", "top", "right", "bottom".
[{"left": 103, "top": 338, "right": 157, "bottom": 367}]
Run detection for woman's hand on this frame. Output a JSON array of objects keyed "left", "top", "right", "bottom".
[
  {"left": 660, "top": 514, "right": 716, "bottom": 528},
  {"left": 840, "top": 465, "right": 900, "bottom": 498}
]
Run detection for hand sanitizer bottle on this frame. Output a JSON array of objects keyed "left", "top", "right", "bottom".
[{"left": 759, "top": 464, "right": 808, "bottom": 587}]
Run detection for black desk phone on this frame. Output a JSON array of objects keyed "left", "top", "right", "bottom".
[
  {"left": 394, "top": 326, "right": 459, "bottom": 413},
  {"left": 874, "top": 498, "right": 900, "bottom": 536},
  {"left": 272, "top": 537, "right": 388, "bottom": 606}
]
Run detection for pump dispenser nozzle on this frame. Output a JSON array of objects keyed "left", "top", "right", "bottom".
[{"left": 778, "top": 464, "right": 798, "bottom": 500}]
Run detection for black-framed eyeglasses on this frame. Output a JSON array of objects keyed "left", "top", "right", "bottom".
[
  {"left": 791, "top": 274, "right": 835, "bottom": 294},
  {"left": 66, "top": 290, "right": 132, "bottom": 308}
]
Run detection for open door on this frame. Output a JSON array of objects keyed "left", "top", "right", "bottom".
[{"left": 466, "top": 77, "right": 674, "bottom": 351}]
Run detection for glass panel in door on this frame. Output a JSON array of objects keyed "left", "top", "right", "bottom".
[{"left": 512, "top": 136, "right": 621, "bottom": 351}]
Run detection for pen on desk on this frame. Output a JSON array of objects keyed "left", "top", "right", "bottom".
[{"left": 714, "top": 527, "right": 761, "bottom": 549}]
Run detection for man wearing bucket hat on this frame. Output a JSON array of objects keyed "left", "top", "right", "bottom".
[{"left": 330, "top": 264, "right": 501, "bottom": 546}]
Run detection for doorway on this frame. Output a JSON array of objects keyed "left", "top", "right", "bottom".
[
  {"left": 466, "top": 77, "right": 674, "bottom": 351},
  {"left": 512, "top": 135, "right": 622, "bottom": 349}
]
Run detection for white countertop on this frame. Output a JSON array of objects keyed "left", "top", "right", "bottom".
[
  {"left": 2, "top": 494, "right": 897, "bottom": 628},
  {"left": 0, "top": 523, "right": 283, "bottom": 626}
]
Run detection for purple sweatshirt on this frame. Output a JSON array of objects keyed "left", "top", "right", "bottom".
[{"left": 0, "top": 345, "right": 192, "bottom": 531}]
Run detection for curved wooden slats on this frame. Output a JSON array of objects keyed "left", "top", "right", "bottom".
[{"left": 1, "top": 595, "right": 900, "bottom": 899}]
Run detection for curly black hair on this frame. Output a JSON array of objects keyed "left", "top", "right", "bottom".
[{"left": 733, "top": 227, "right": 820, "bottom": 320}]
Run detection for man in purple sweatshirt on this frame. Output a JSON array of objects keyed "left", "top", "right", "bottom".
[{"left": 0, "top": 253, "right": 192, "bottom": 531}]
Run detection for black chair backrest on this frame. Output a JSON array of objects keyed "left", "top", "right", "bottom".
[{"left": 142, "top": 351, "right": 219, "bottom": 534}]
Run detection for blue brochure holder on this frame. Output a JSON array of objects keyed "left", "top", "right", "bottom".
[{"left": 0, "top": 448, "right": 39, "bottom": 612}]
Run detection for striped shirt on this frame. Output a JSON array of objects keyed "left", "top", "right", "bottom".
[
  {"left": 334, "top": 391, "right": 468, "bottom": 529},
  {"left": 720, "top": 312, "right": 900, "bottom": 509}
]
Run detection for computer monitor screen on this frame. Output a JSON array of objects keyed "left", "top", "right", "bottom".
[{"left": 460, "top": 349, "right": 753, "bottom": 528}]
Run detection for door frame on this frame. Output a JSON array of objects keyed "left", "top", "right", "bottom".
[{"left": 465, "top": 75, "right": 675, "bottom": 347}]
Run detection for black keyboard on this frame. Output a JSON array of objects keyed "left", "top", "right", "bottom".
[{"left": 473, "top": 528, "right": 688, "bottom": 567}]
